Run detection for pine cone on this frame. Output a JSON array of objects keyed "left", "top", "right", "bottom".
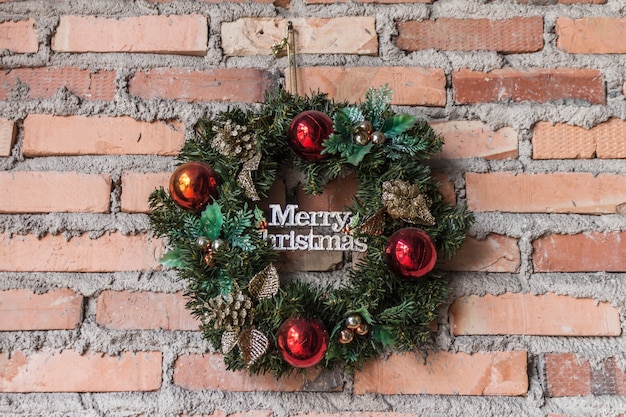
[
  {"left": 211, "top": 120, "right": 256, "bottom": 160},
  {"left": 204, "top": 290, "right": 254, "bottom": 333},
  {"left": 381, "top": 179, "right": 435, "bottom": 226}
]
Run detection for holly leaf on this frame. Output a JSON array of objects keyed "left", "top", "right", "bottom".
[
  {"left": 253, "top": 206, "right": 265, "bottom": 225},
  {"left": 160, "top": 247, "right": 186, "bottom": 269},
  {"left": 372, "top": 325, "right": 394, "bottom": 348},
  {"left": 382, "top": 115, "right": 416, "bottom": 139},
  {"left": 200, "top": 202, "right": 223, "bottom": 241},
  {"left": 346, "top": 142, "right": 374, "bottom": 166}
]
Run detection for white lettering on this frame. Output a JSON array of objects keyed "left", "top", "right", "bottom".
[
  {"left": 263, "top": 204, "right": 368, "bottom": 252},
  {"left": 295, "top": 211, "right": 310, "bottom": 226},
  {"left": 269, "top": 204, "right": 296, "bottom": 227}
]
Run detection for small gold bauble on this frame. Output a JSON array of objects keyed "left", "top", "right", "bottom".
[
  {"left": 203, "top": 250, "right": 216, "bottom": 267},
  {"left": 211, "top": 238, "right": 227, "bottom": 252},
  {"left": 354, "top": 131, "right": 370, "bottom": 146},
  {"left": 358, "top": 120, "right": 373, "bottom": 134},
  {"left": 338, "top": 328, "right": 354, "bottom": 344},
  {"left": 197, "top": 236, "right": 211, "bottom": 249},
  {"left": 370, "top": 131, "right": 386, "bottom": 145},
  {"left": 355, "top": 323, "right": 369, "bottom": 336},
  {"left": 345, "top": 314, "right": 362, "bottom": 330}
]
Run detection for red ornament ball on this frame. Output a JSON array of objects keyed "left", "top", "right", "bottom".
[
  {"left": 276, "top": 317, "right": 329, "bottom": 368},
  {"left": 169, "top": 162, "right": 219, "bottom": 211},
  {"left": 385, "top": 227, "right": 437, "bottom": 279},
  {"left": 287, "top": 110, "right": 333, "bottom": 162}
]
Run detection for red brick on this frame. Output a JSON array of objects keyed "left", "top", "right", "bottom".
[
  {"left": 292, "top": 67, "right": 446, "bottom": 106},
  {"left": 354, "top": 351, "right": 528, "bottom": 395},
  {"left": 0, "top": 171, "right": 111, "bottom": 214},
  {"left": 308, "top": 0, "right": 431, "bottom": 2},
  {"left": 545, "top": 354, "right": 626, "bottom": 397},
  {"left": 556, "top": 17, "right": 626, "bottom": 54},
  {"left": 452, "top": 68, "right": 605, "bottom": 105},
  {"left": 545, "top": 415, "right": 613, "bottom": 417},
  {"left": 275, "top": 250, "right": 344, "bottom": 273},
  {"left": 432, "top": 172, "right": 456, "bottom": 206},
  {"left": 0, "top": 232, "right": 164, "bottom": 272},
  {"left": 466, "top": 172, "right": 626, "bottom": 214},
  {"left": 516, "top": 0, "right": 604, "bottom": 3},
  {"left": 52, "top": 15, "right": 207, "bottom": 55},
  {"left": 121, "top": 171, "right": 170, "bottom": 213},
  {"left": 148, "top": 0, "right": 275, "bottom": 2},
  {"left": 533, "top": 232, "right": 626, "bottom": 272},
  {"left": 96, "top": 290, "right": 198, "bottom": 330},
  {"left": 129, "top": 68, "right": 272, "bottom": 103},
  {"left": 0, "top": 18, "right": 38, "bottom": 53},
  {"left": 256, "top": 177, "right": 287, "bottom": 216},
  {"left": 222, "top": 17, "right": 377, "bottom": 56},
  {"left": 0, "top": 288, "right": 83, "bottom": 331},
  {"left": 296, "top": 174, "right": 359, "bottom": 212},
  {"left": 545, "top": 353, "right": 592, "bottom": 397},
  {"left": 450, "top": 292, "right": 621, "bottom": 336},
  {"left": 0, "top": 67, "right": 116, "bottom": 101},
  {"left": 0, "top": 350, "right": 162, "bottom": 392},
  {"left": 533, "top": 119, "right": 626, "bottom": 159},
  {"left": 431, "top": 121, "right": 518, "bottom": 160},
  {"left": 174, "top": 353, "right": 342, "bottom": 391},
  {"left": 397, "top": 17, "right": 543, "bottom": 53},
  {"left": 439, "top": 234, "right": 520, "bottom": 273},
  {"left": 23, "top": 115, "right": 184, "bottom": 156},
  {"left": 0, "top": 118, "right": 16, "bottom": 157}
]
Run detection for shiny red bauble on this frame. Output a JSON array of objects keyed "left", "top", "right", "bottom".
[
  {"left": 276, "top": 317, "right": 328, "bottom": 368},
  {"left": 287, "top": 110, "right": 333, "bottom": 162},
  {"left": 385, "top": 227, "right": 437, "bottom": 279},
  {"left": 169, "top": 162, "right": 219, "bottom": 211}
]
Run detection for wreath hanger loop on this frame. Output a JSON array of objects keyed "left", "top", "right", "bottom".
[{"left": 271, "top": 21, "right": 298, "bottom": 96}]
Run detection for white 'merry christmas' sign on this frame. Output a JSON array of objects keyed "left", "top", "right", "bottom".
[{"left": 260, "top": 204, "right": 368, "bottom": 252}]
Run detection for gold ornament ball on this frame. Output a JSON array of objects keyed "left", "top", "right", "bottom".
[
  {"left": 358, "top": 120, "right": 373, "bottom": 134},
  {"left": 370, "top": 131, "right": 386, "bottom": 145},
  {"left": 212, "top": 238, "right": 227, "bottom": 252},
  {"left": 338, "top": 328, "right": 354, "bottom": 344},
  {"left": 197, "top": 236, "right": 211, "bottom": 249},
  {"left": 355, "top": 323, "right": 369, "bottom": 336},
  {"left": 354, "top": 131, "right": 370, "bottom": 146},
  {"left": 203, "top": 250, "right": 216, "bottom": 267},
  {"left": 345, "top": 314, "right": 362, "bottom": 330}
]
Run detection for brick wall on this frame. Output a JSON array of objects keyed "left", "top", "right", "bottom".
[{"left": 0, "top": 0, "right": 624, "bottom": 416}]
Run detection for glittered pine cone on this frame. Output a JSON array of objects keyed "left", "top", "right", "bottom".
[
  {"left": 381, "top": 179, "right": 435, "bottom": 226},
  {"left": 211, "top": 119, "right": 257, "bottom": 160},
  {"left": 204, "top": 290, "right": 254, "bottom": 333}
]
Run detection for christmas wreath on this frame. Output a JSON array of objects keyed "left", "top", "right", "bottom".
[{"left": 149, "top": 86, "right": 472, "bottom": 376}]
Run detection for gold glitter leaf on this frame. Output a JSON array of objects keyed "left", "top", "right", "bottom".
[
  {"left": 248, "top": 263, "right": 280, "bottom": 300},
  {"left": 238, "top": 328, "right": 269, "bottom": 365}
]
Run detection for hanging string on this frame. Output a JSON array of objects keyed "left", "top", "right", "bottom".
[{"left": 271, "top": 21, "right": 298, "bottom": 96}]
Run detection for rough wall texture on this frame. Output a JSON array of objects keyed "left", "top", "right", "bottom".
[{"left": 0, "top": 0, "right": 625, "bottom": 416}]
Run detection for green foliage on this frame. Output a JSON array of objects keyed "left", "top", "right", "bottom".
[
  {"left": 148, "top": 86, "right": 473, "bottom": 378},
  {"left": 381, "top": 114, "right": 416, "bottom": 138},
  {"left": 363, "top": 85, "right": 392, "bottom": 130},
  {"left": 200, "top": 203, "right": 223, "bottom": 241}
]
